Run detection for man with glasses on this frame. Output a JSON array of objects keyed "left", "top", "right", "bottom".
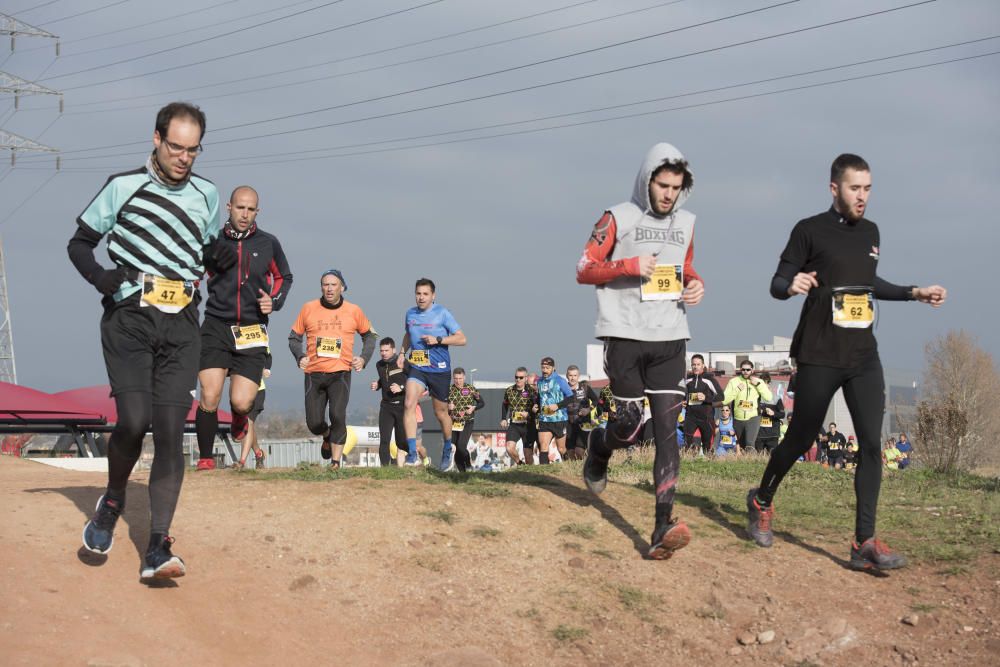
[
  {"left": 576, "top": 142, "right": 705, "bottom": 560},
  {"left": 722, "top": 361, "right": 773, "bottom": 453},
  {"left": 501, "top": 367, "right": 539, "bottom": 465},
  {"left": 746, "top": 153, "right": 946, "bottom": 572},
  {"left": 194, "top": 186, "right": 293, "bottom": 470},
  {"left": 289, "top": 269, "right": 377, "bottom": 468},
  {"left": 536, "top": 357, "right": 574, "bottom": 464},
  {"left": 69, "top": 102, "right": 230, "bottom": 582}
]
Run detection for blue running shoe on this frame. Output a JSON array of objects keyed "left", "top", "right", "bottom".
[
  {"left": 439, "top": 443, "right": 454, "bottom": 472},
  {"left": 82, "top": 494, "right": 123, "bottom": 554},
  {"left": 140, "top": 534, "right": 186, "bottom": 581}
]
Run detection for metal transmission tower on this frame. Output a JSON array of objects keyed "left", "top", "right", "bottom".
[
  {"left": 0, "top": 237, "right": 15, "bottom": 383},
  {"left": 0, "top": 71, "right": 63, "bottom": 112},
  {"left": 0, "top": 13, "right": 59, "bottom": 53}
]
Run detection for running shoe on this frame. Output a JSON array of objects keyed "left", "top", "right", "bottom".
[
  {"left": 320, "top": 441, "right": 332, "bottom": 460},
  {"left": 849, "top": 537, "right": 907, "bottom": 571},
  {"left": 582, "top": 429, "right": 610, "bottom": 495},
  {"left": 255, "top": 450, "right": 266, "bottom": 470},
  {"left": 422, "top": 456, "right": 431, "bottom": 467},
  {"left": 404, "top": 452, "right": 419, "bottom": 466},
  {"left": 140, "top": 534, "right": 186, "bottom": 581},
  {"left": 646, "top": 519, "right": 691, "bottom": 560},
  {"left": 746, "top": 487, "right": 774, "bottom": 548},
  {"left": 82, "top": 494, "right": 124, "bottom": 554},
  {"left": 230, "top": 412, "right": 249, "bottom": 441},
  {"left": 439, "top": 443, "right": 455, "bottom": 472},
  {"left": 196, "top": 457, "right": 216, "bottom": 471}
]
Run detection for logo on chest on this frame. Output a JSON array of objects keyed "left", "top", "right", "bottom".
[{"left": 634, "top": 226, "right": 685, "bottom": 245}]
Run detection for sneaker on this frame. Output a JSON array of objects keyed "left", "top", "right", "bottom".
[
  {"left": 82, "top": 494, "right": 124, "bottom": 554},
  {"left": 746, "top": 487, "right": 774, "bottom": 548},
  {"left": 647, "top": 519, "right": 691, "bottom": 560},
  {"left": 849, "top": 537, "right": 907, "bottom": 571},
  {"left": 255, "top": 451, "right": 266, "bottom": 470},
  {"left": 582, "top": 449, "right": 610, "bottom": 495},
  {"left": 404, "top": 452, "right": 419, "bottom": 466},
  {"left": 140, "top": 534, "right": 186, "bottom": 581},
  {"left": 196, "top": 457, "right": 216, "bottom": 471},
  {"left": 422, "top": 456, "right": 431, "bottom": 467},
  {"left": 230, "top": 412, "right": 249, "bottom": 441},
  {"left": 320, "top": 440, "right": 332, "bottom": 460},
  {"left": 439, "top": 444, "right": 455, "bottom": 472}
]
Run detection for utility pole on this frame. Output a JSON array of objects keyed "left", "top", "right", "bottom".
[{"left": 0, "top": 14, "right": 61, "bottom": 384}]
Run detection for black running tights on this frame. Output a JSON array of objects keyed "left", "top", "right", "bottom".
[
  {"left": 757, "top": 359, "right": 885, "bottom": 543},
  {"left": 378, "top": 403, "right": 405, "bottom": 465},
  {"left": 106, "top": 391, "right": 188, "bottom": 534}
]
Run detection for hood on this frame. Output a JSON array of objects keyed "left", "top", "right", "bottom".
[{"left": 630, "top": 142, "right": 693, "bottom": 215}]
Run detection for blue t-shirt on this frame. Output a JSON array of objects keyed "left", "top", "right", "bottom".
[
  {"left": 537, "top": 373, "right": 573, "bottom": 422},
  {"left": 404, "top": 304, "right": 461, "bottom": 374}
]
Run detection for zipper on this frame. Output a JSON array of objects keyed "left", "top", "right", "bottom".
[{"left": 236, "top": 240, "right": 242, "bottom": 324}]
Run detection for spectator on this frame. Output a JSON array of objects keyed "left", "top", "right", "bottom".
[
  {"left": 824, "top": 422, "right": 848, "bottom": 469},
  {"left": 715, "top": 405, "right": 738, "bottom": 457},
  {"left": 845, "top": 435, "right": 859, "bottom": 471},
  {"left": 883, "top": 439, "right": 902, "bottom": 470},
  {"left": 896, "top": 432, "right": 913, "bottom": 469},
  {"left": 754, "top": 372, "right": 785, "bottom": 453}
]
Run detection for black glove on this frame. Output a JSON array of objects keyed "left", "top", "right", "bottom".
[
  {"left": 205, "top": 239, "right": 238, "bottom": 272},
  {"left": 93, "top": 267, "right": 128, "bottom": 296}
]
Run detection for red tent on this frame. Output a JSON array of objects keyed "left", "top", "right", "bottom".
[
  {"left": 0, "top": 381, "right": 105, "bottom": 424},
  {"left": 53, "top": 385, "right": 233, "bottom": 425}
]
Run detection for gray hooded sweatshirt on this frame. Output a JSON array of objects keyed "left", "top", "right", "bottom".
[{"left": 593, "top": 142, "right": 696, "bottom": 342}]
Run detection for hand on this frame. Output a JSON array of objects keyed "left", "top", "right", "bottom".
[
  {"left": 420, "top": 334, "right": 438, "bottom": 346},
  {"left": 788, "top": 271, "right": 819, "bottom": 296},
  {"left": 257, "top": 289, "right": 273, "bottom": 315},
  {"left": 370, "top": 381, "right": 378, "bottom": 391},
  {"left": 696, "top": 392, "right": 705, "bottom": 402},
  {"left": 389, "top": 383, "right": 402, "bottom": 394},
  {"left": 765, "top": 407, "right": 774, "bottom": 416},
  {"left": 448, "top": 402, "right": 456, "bottom": 411},
  {"left": 94, "top": 267, "right": 127, "bottom": 296},
  {"left": 914, "top": 285, "right": 946, "bottom": 307},
  {"left": 396, "top": 354, "right": 405, "bottom": 369},
  {"left": 531, "top": 405, "right": 539, "bottom": 414},
  {"left": 351, "top": 356, "right": 364, "bottom": 372},
  {"left": 466, "top": 406, "right": 474, "bottom": 415},
  {"left": 682, "top": 279, "right": 704, "bottom": 306},
  {"left": 500, "top": 419, "right": 509, "bottom": 430},
  {"left": 210, "top": 240, "right": 238, "bottom": 272},
  {"left": 543, "top": 404, "right": 557, "bottom": 416},
  {"left": 298, "top": 357, "right": 309, "bottom": 371},
  {"left": 636, "top": 255, "right": 657, "bottom": 280}
]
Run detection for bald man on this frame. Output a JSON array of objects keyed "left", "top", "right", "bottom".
[{"left": 194, "top": 186, "right": 293, "bottom": 469}]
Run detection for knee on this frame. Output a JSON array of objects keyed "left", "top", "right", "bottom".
[
  {"left": 610, "top": 399, "right": 644, "bottom": 443},
  {"left": 114, "top": 410, "right": 151, "bottom": 443},
  {"left": 306, "top": 416, "right": 328, "bottom": 436},
  {"left": 230, "top": 398, "right": 254, "bottom": 416}
]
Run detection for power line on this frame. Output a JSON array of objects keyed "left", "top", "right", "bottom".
[
  {"left": 38, "top": 0, "right": 129, "bottom": 27},
  {"left": 66, "top": 0, "right": 690, "bottom": 115},
  {"left": 44, "top": 0, "right": 448, "bottom": 88},
  {"left": 26, "top": 44, "right": 998, "bottom": 172},
  {"left": 0, "top": 170, "right": 57, "bottom": 225},
  {"left": 10, "top": 0, "right": 64, "bottom": 17}
]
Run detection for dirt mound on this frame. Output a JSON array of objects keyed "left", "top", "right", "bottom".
[{"left": 1, "top": 457, "right": 997, "bottom": 666}]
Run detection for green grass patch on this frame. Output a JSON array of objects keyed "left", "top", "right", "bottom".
[
  {"left": 470, "top": 526, "right": 500, "bottom": 538},
  {"left": 617, "top": 585, "right": 660, "bottom": 617},
  {"left": 910, "top": 603, "right": 938, "bottom": 613},
  {"left": 591, "top": 548, "right": 618, "bottom": 560},
  {"left": 558, "top": 523, "right": 597, "bottom": 539},
  {"left": 420, "top": 509, "right": 457, "bottom": 525},
  {"left": 552, "top": 625, "right": 588, "bottom": 642}
]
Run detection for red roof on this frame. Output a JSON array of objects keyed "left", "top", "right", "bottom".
[
  {"left": 52, "top": 385, "right": 233, "bottom": 425},
  {"left": 0, "top": 381, "right": 105, "bottom": 423}
]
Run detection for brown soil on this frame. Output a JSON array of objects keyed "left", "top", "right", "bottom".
[{"left": 1, "top": 456, "right": 997, "bottom": 666}]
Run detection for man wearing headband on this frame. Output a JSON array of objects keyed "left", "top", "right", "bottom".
[{"left": 289, "top": 269, "right": 377, "bottom": 467}]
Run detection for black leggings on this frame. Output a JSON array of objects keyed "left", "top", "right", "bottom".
[
  {"left": 304, "top": 371, "right": 351, "bottom": 444},
  {"left": 757, "top": 359, "right": 885, "bottom": 542},
  {"left": 452, "top": 421, "right": 474, "bottom": 471},
  {"left": 378, "top": 402, "right": 405, "bottom": 465},
  {"left": 106, "top": 392, "right": 188, "bottom": 535}
]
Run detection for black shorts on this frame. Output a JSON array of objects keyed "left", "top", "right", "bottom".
[
  {"left": 567, "top": 423, "right": 591, "bottom": 450},
  {"left": 198, "top": 315, "right": 268, "bottom": 384},
  {"left": 406, "top": 366, "right": 450, "bottom": 402},
  {"left": 248, "top": 388, "right": 266, "bottom": 421},
  {"left": 537, "top": 421, "right": 567, "bottom": 437},
  {"left": 603, "top": 337, "right": 686, "bottom": 400},
  {"left": 100, "top": 296, "right": 200, "bottom": 408},
  {"left": 506, "top": 422, "right": 536, "bottom": 448}
]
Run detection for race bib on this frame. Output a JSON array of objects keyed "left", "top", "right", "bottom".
[
  {"left": 832, "top": 290, "right": 874, "bottom": 329},
  {"left": 688, "top": 392, "right": 702, "bottom": 406},
  {"left": 721, "top": 435, "right": 733, "bottom": 445},
  {"left": 581, "top": 422, "right": 596, "bottom": 432},
  {"left": 760, "top": 417, "right": 772, "bottom": 428},
  {"left": 513, "top": 410, "right": 528, "bottom": 423},
  {"left": 139, "top": 273, "right": 194, "bottom": 313},
  {"left": 738, "top": 400, "right": 754, "bottom": 410},
  {"left": 231, "top": 323, "right": 269, "bottom": 350},
  {"left": 409, "top": 349, "right": 430, "bottom": 367},
  {"left": 316, "top": 337, "right": 342, "bottom": 358},
  {"left": 452, "top": 421, "right": 464, "bottom": 432},
  {"left": 640, "top": 264, "right": 683, "bottom": 301}
]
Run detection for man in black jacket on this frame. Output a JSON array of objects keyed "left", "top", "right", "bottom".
[
  {"left": 371, "top": 337, "right": 407, "bottom": 466},
  {"left": 682, "top": 354, "right": 722, "bottom": 455},
  {"left": 194, "top": 186, "right": 293, "bottom": 469},
  {"left": 753, "top": 372, "right": 785, "bottom": 453}
]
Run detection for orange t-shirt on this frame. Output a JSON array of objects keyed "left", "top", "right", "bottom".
[{"left": 291, "top": 299, "right": 372, "bottom": 373}]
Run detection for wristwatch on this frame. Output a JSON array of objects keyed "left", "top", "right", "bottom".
[{"left": 436, "top": 336, "right": 443, "bottom": 345}]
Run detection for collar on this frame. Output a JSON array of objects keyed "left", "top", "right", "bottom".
[
  {"left": 146, "top": 152, "right": 189, "bottom": 189},
  {"left": 320, "top": 296, "right": 344, "bottom": 310},
  {"left": 224, "top": 221, "right": 257, "bottom": 240}
]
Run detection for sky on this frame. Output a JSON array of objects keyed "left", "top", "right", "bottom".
[{"left": 0, "top": 0, "right": 997, "bottom": 412}]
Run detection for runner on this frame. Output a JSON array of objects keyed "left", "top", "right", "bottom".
[
  {"left": 746, "top": 153, "right": 946, "bottom": 571},
  {"left": 235, "top": 360, "right": 270, "bottom": 470},
  {"left": 682, "top": 354, "right": 722, "bottom": 456},
  {"left": 68, "top": 102, "right": 225, "bottom": 581},
  {"left": 722, "top": 361, "right": 773, "bottom": 452},
  {"left": 716, "top": 405, "right": 738, "bottom": 456},
  {"left": 396, "top": 278, "right": 467, "bottom": 470},
  {"left": 447, "top": 367, "right": 485, "bottom": 472},
  {"left": 500, "top": 367, "right": 539, "bottom": 465},
  {"left": 565, "top": 365, "right": 599, "bottom": 460},
  {"left": 289, "top": 269, "right": 377, "bottom": 468},
  {"left": 754, "top": 372, "right": 785, "bottom": 454},
  {"left": 194, "top": 186, "right": 292, "bottom": 470},
  {"left": 535, "top": 357, "right": 574, "bottom": 464},
  {"left": 371, "top": 337, "right": 407, "bottom": 466},
  {"left": 576, "top": 142, "right": 705, "bottom": 560}
]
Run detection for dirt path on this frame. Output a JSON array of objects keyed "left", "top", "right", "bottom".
[{"left": 1, "top": 457, "right": 997, "bottom": 666}]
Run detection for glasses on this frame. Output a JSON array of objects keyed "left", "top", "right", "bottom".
[
  {"left": 740, "top": 368, "right": 753, "bottom": 372},
  {"left": 162, "top": 139, "right": 203, "bottom": 157},
  {"left": 515, "top": 375, "right": 526, "bottom": 380}
]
